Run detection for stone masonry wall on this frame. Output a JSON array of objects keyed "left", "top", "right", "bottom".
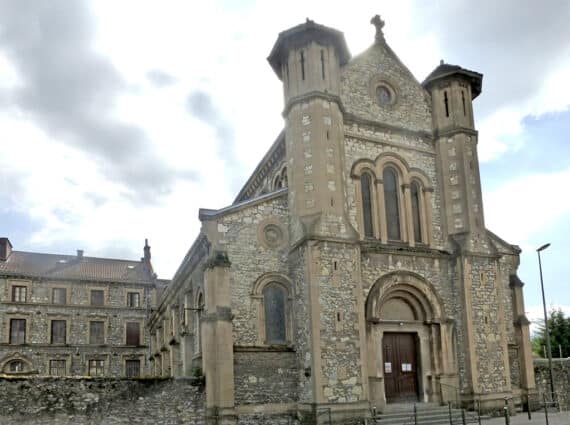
[
  {"left": 316, "top": 242, "right": 365, "bottom": 403},
  {"left": 213, "top": 195, "right": 290, "bottom": 346},
  {"left": 340, "top": 41, "right": 432, "bottom": 133},
  {"left": 534, "top": 359, "right": 570, "bottom": 408},
  {"left": 467, "top": 256, "right": 508, "bottom": 394},
  {"left": 0, "top": 377, "right": 204, "bottom": 425},
  {"left": 234, "top": 350, "right": 298, "bottom": 405}
]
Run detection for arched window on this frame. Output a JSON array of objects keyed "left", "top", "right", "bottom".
[
  {"left": 360, "top": 173, "right": 374, "bottom": 238},
  {"left": 411, "top": 181, "right": 422, "bottom": 243},
  {"left": 383, "top": 167, "right": 401, "bottom": 240},
  {"left": 263, "top": 283, "right": 287, "bottom": 344}
]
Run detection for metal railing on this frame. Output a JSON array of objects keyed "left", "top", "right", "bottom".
[
  {"left": 438, "top": 382, "right": 482, "bottom": 425},
  {"left": 316, "top": 407, "right": 332, "bottom": 425}
]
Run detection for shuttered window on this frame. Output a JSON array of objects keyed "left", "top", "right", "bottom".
[
  {"left": 12, "top": 286, "right": 27, "bottom": 302},
  {"left": 125, "top": 360, "right": 140, "bottom": 377},
  {"left": 90, "top": 290, "right": 104, "bottom": 306},
  {"left": 127, "top": 292, "right": 140, "bottom": 307},
  {"left": 52, "top": 288, "right": 67, "bottom": 304},
  {"left": 51, "top": 320, "right": 66, "bottom": 344},
  {"left": 126, "top": 322, "right": 140, "bottom": 346},
  {"left": 9, "top": 319, "right": 26, "bottom": 344},
  {"left": 88, "top": 360, "right": 104, "bottom": 376},
  {"left": 49, "top": 360, "right": 66, "bottom": 376},
  {"left": 89, "top": 321, "right": 105, "bottom": 345}
]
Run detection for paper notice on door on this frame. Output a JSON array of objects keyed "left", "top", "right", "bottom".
[
  {"left": 384, "top": 362, "right": 392, "bottom": 373},
  {"left": 401, "top": 363, "right": 412, "bottom": 372}
]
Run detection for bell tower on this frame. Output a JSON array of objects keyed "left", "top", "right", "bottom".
[
  {"left": 268, "top": 19, "right": 357, "bottom": 245},
  {"left": 267, "top": 20, "right": 369, "bottom": 422},
  {"left": 423, "top": 62, "right": 485, "bottom": 242}
]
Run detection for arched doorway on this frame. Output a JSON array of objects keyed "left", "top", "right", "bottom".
[{"left": 365, "top": 271, "right": 455, "bottom": 408}]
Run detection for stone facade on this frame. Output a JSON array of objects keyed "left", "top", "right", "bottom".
[
  {"left": 145, "top": 16, "right": 534, "bottom": 424},
  {"left": 0, "top": 238, "right": 160, "bottom": 378}
]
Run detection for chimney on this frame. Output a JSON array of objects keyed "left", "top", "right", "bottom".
[
  {"left": 143, "top": 239, "right": 151, "bottom": 263},
  {"left": 0, "top": 238, "right": 13, "bottom": 261},
  {"left": 77, "top": 249, "right": 84, "bottom": 259}
]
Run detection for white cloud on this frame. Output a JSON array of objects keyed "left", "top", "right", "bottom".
[{"left": 484, "top": 169, "right": 570, "bottom": 246}]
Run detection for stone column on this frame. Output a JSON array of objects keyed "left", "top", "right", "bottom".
[
  {"left": 202, "top": 251, "right": 235, "bottom": 425},
  {"left": 376, "top": 179, "right": 388, "bottom": 244},
  {"left": 403, "top": 183, "right": 413, "bottom": 246}
]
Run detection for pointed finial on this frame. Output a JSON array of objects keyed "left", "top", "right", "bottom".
[{"left": 371, "top": 15, "right": 385, "bottom": 43}]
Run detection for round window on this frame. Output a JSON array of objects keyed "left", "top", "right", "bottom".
[{"left": 376, "top": 85, "right": 393, "bottom": 105}]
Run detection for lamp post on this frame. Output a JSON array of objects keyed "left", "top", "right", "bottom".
[{"left": 537, "top": 242, "right": 555, "bottom": 400}]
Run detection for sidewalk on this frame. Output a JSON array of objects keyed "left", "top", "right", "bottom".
[{"left": 484, "top": 411, "right": 570, "bottom": 425}]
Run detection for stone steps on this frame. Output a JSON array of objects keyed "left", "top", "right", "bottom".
[{"left": 372, "top": 404, "right": 487, "bottom": 425}]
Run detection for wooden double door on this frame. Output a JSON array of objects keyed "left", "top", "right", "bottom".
[{"left": 383, "top": 333, "right": 419, "bottom": 402}]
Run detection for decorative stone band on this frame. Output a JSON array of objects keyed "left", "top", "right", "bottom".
[
  {"left": 282, "top": 91, "right": 345, "bottom": 116},
  {"left": 435, "top": 126, "right": 478, "bottom": 139}
]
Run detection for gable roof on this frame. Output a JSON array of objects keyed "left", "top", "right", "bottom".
[{"left": 0, "top": 250, "right": 156, "bottom": 284}]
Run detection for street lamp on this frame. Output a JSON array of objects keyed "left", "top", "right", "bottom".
[{"left": 537, "top": 242, "right": 555, "bottom": 400}]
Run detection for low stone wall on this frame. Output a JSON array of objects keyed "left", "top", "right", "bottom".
[
  {"left": 234, "top": 349, "right": 298, "bottom": 405},
  {"left": 534, "top": 358, "right": 570, "bottom": 408},
  {"left": 0, "top": 377, "right": 204, "bottom": 425}
]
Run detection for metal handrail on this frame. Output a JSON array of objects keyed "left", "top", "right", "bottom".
[
  {"left": 316, "top": 407, "right": 332, "bottom": 425},
  {"left": 439, "top": 382, "right": 461, "bottom": 408}
]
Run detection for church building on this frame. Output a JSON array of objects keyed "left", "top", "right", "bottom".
[{"left": 147, "top": 17, "right": 535, "bottom": 424}]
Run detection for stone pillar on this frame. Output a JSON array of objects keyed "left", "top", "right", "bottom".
[
  {"left": 202, "top": 251, "right": 235, "bottom": 425},
  {"left": 510, "top": 275, "right": 536, "bottom": 393}
]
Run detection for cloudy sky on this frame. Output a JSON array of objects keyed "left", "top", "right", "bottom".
[{"left": 1, "top": 1, "right": 569, "bottom": 325}]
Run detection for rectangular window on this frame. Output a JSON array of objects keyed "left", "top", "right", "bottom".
[
  {"left": 90, "top": 290, "right": 104, "bottom": 306},
  {"left": 51, "top": 320, "right": 66, "bottom": 344},
  {"left": 125, "top": 359, "right": 140, "bottom": 377},
  {"left": 9, "top": 319, "right": 26, "bottom": 344},
  {"left": 126, "top": 322, "right": 140, "bottom": 346},
  {"left": 49, "top": 360, "right": 66, "bottom": 376},
  {"left": 89, "top": 321, "right": 105, "bottom": 345},
  {"left": 11, "top": 286, "right": 27, "bottom": 302},
  {"left": 127, "top": 292, "right": 140, "bottom": 307},
  {"left": 88, "top": 359, "right": 104, "bottom": 377},
  {"left": 52, "top": 288, "right": 67, "bottom": 305}
]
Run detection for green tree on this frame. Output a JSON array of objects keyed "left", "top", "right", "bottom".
[{"left": 531, "top": 308, "right": 570, "bottom": 358}]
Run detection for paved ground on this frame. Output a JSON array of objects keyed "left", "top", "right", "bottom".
[{"left": 484, "top": 411, "right": 570, "bottom": 425}]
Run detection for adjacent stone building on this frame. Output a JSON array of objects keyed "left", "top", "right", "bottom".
[
  {"left": 0, "top": 237, "right": 160, "bottom": 377},
  {"left": 148, "top": 17, "right": 536, "bottom": 424}
]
